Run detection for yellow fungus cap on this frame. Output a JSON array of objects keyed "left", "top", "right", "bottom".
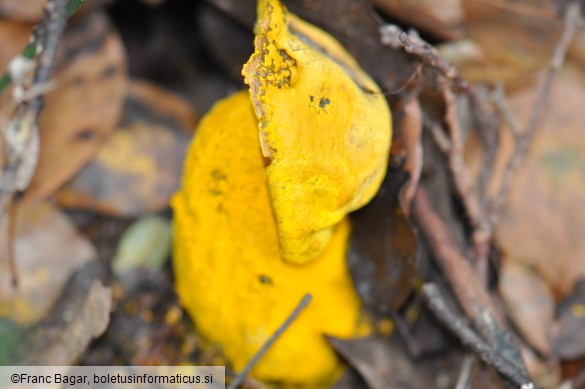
[
  {"left": 243, "top": 0, "right": 392, "bottom": 264},
  {"left": 172, "top": 91, "right": 369, "bottom": 385}
]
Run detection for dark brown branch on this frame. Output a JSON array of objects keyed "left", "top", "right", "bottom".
[
  {"left": 491, "top": 0, "right": 581, "bottom": 219},
  {"left": 380, "top": 26, "right": 468, "bottom": 91},
  {"left": 471, "top": 89, "right": 500, "bottom": 208},
  {"left": 422, "top": 283, "right": 538, "bottom": 389},
  {"left": 411, "top": 189, "right": 503, "bottom": 335},
  {"left": 440, "top": 85, "right": 493, "bottom": 283},
  {"left": 227, "top": 293, "right": 312, "bottom": 389},
  {"left": 412, "top": 189, "right": 528, "bottom": 379}
]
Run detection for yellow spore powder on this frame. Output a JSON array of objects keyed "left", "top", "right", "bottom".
[
  {"left": 243, "top": 0, "right": 392, "bottom": 264},
  {"left": 172, "top": 91, "right": 367, "bottom": 385}
]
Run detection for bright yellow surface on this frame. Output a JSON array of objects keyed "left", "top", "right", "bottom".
[
  {"left": 243, "top": 0, "right": 392, "bottom": 264},
  {"left": 172, "top": 91, "right": 368, "bottom": 385}
]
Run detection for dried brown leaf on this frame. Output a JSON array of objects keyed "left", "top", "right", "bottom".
[
  {"left": 0, "top": 202, "right": 96, "bottom": 324},
  {"left": 454, "top": 0, "right": 562, "bottom": 87},
  {"left": 23, "top": 11, "right": 128, "bottom": 202},
  {"left": 493, "top": 73, "right": 585, "bottom": 296},
  {"left": 0, "top": 0, "right": 46, "bottom": 22},
  {"left": 348, "top": 169, "right": 417, "bottom": 317},
  {"left": 0, "top": 20, "right": 32, "bottom": 69},
  {"left": 21, "top": 268, "right": 112, "bottom": 365},
  {"left": 56, "top": 80, "right": 196, "bottom": 216},
  {"left": 329, "top": 335, "right": 462, "bottom": 389},
  {"left": 372, "top": 0, "right": 465, "bottom": 41}
]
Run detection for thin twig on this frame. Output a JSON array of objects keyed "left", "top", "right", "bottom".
[
  {"left": 491, "top": 0, "right": 582, "bottom": 219},
  {"left": 380, "top": 25, "right": 468, "bottom": 91},
  {"left": 30, "top": 0, "right": 68, "bottom": 121},
  {"left": 470, "top": 88, "right": 500, "bottom": 208},
  {"left": 381, "top": 22, "right": 494, "bottom": 283},
  {"left": 492, "top": 85, "right": 521, "bottom": 138},
  {"left": 379, "top": 22, "right": 498, "bottom": 193},
  {"left": 227, "top": 293, "right": 312, "bottom": 389},
  {"left": 454, "top": 355, "right": 474, "bottom": 389},
  {"left": 0, "top": 0, "right": 87, "bottom": 93},
  {"left": 441, "top": 85, "right": 492, "bottom": 283},
  {"left": 424, "top": 115, "right": 452, "bottom": 153},
  {"left": 393, "top": 91, "right": 423, "bottom": 214},
  {"left": 422, "top": 283, "right": 538, "bottom": 389},
  {"left": 411, "top": 189, "right": 529, "bottom": 381},
  {"left": 411, "top": 189, "right": 504, "bottom": 337}
]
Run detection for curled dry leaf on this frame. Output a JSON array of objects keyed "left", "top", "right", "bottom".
[
  {"left": 372, "top": 0, "right": 465, "bottom": 41},
  {"left": 391, "top": 94, "right": 423, "bottom": 212},
  {"left": 56, "top": 80, "right": 197, "bottom": 216},
  {"left": 0, "top": 202, "right": 96, "bottom": 325},
  {"left": 22, "top": 11, "right": 128, "bottom": 202},
  {"left": 242, "top": 0, "right": 392, "bottom": 263},
  {"left": 348, "top": 168, "right": 417, "bottom": 317}
]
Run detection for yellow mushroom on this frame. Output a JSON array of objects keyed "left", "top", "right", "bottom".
[
  {"left": 243, "top": 0, "right": 392, "bottom": 264},
  {"left": 172, "top": 91, "right": 368, "bottom": 385}
]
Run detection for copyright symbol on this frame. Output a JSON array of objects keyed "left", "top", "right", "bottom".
[{"left": 11, "top": 374, "right": 19, "bottom": 384}]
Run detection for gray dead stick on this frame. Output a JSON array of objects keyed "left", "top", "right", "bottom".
[{"left": 227, "top": 293, "right": 312, "bottom": 389}]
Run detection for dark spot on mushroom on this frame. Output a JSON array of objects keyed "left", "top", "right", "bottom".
[
  {"left": 259, "top": 275, "right": 273, "bottom": 285},
  {"left": 263, "top": 156, "right": 272, "bottom": 167},
  {"left": 211, "top": 169, "right": 227, "bottom": 180},
  {"left": 319, "top": 97, "right": 330, "bottom": 109},
  {"left": 310, "top": 95, "right": 314, "bottom": 102}
]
